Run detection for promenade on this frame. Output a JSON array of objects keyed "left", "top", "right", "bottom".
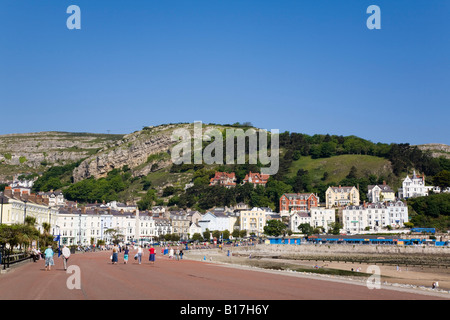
[{"left": 0, "top": 249, "right": 447, "bottom": 301}]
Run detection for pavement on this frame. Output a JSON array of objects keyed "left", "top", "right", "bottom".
[{"left": 0, "top": 249, "right": 448, "bottom": 301}]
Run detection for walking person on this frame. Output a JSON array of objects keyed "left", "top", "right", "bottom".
[
  {"left": 137, "top": 245, "right": 143, "bottom": 264},
  {"left": 44, "top": 245, "right": 54, "bottom": 271},
  {"left": 149, "top": 246, "right": 156, "bottom": 265},
  {"left": 179, "top": 249, "right": 183, "bottom": 260},
  {"left": 31, "top": 247, "right": 40, "bottom": 262},
  {"left": 111, "top": 244, "right": 119, "bottom": 264},
  {"left": 123, "top": 246, "right": 129, "bottom": 264},
  {"left": 61, "top": 245, "right": 71, "bottom": 270},
  {"left": 169, "top": 247, "right": 174, "bottom": 259}
]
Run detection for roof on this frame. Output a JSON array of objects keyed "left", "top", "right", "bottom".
[
  {"left": 281, "top": 193, "right": 318, "bottom": 200},
  {"left": 291, "top": 211, "right": 310, "bottom": 218},
  {"left": 210, "top": 172, "right": 237, "bottom": 186},
  {"left": 327, "top": 186, "right": 357, "bottom": 192},
  {"left": 243, "top": 171, "right": 270, "bottom": 184},
  {"left": 368, "top": 184, "right": 394, "bottom": 192}
]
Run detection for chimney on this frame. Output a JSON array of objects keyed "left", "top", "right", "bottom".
[
  {"left": 4, "top": 186, "right": 12, "bottom": 197},
  {"left": 81, "top": 206, "right": 86, "bottom": 214},
  {"left": 22, "top": 190, "right": 29, "bottom": 202}
]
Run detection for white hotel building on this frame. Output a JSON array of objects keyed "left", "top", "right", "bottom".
[
  {"left": 57, "top": 208, "right": 169, "bottom": 246},
  {"left": 342, "top": 201, "right": 408, "bottom": 234},
  {"left": 290, "top": 207, "right": 335, "bottom": 233}
]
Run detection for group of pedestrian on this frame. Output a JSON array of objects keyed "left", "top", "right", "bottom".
[
  {"left": 110, "top": 245, "right": 158, "bottom": 265},
  {"left": 167, "top": 247, "right": 184, "bottom": 260},
  {"left": 42, "top": 244, "right": 71, "bottom": 271},
  {"left": 110, "top": 244, "right": 185, "bottom": 265}
]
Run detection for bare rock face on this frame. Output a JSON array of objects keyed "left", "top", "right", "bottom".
[
  {"left": 0, "top": 131, "right": 123, "bottom": 169},
  {"left": 416, "top": 143, "right": 450, "bottom": 159},
  {"left": 72, "top": 124, "right": 188, "bottom": 182}
]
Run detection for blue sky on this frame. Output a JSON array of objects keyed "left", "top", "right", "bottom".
[{"left": 0, "top": 0, "right": 449, "bottom": 145}]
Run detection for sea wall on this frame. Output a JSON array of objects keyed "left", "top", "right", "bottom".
[{"left": 232, "top": 243, "right": 450, "bottom": 255}]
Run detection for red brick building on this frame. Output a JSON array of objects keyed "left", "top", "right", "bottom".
[
  {"left": 209, "top": 172, "right": 237, "bottom": 188},
  {"left": 279, "top": 193, "right": 319, "bottom": 213},
  {"left": 242, "top": 171, "right": 270, "bottom": 187}
]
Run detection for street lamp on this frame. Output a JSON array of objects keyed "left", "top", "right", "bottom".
[
  {"left": 23, "top": 200, "right": 27, "bottom": 224},
  {"left": 79, "top": 210, "right": 82, "bottom": 245},
  {"left": 1, "top": 195, "right": 4, "bottom": 225}
]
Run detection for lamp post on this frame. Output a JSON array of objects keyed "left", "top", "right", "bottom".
[
  {"left": 1, "top": 195, "right": 4, "bottom": 225},
  {"left": 23, "top": 200, "right": 27, "bottom": 224},
  {"left": 79, "top": 210, "right": 82, "bottom": 246}
]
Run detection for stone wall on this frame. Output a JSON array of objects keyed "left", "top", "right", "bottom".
[{"left": 232, "top": 243, "right": 450, "bottom": 256}]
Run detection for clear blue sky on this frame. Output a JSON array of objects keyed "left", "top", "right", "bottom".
[{"left": 1, "top": 0, "right": 449, "bottom": 145}]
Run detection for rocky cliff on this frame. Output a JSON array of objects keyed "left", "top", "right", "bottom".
[
  {"left": 416, "top": 143, "right": 450, "bottom": 159},
  {"left": 0, "top": 132, "right": 123, "bottom": 178},
  {"left": 72, "top": 124, "right": 190, "bottom": 182}
]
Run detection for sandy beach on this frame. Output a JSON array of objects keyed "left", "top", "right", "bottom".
[{"left": 184, "top": 246, "right": 450, "bottom": 295}]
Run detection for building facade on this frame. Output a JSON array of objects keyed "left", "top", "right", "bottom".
[
  {"left": 367, "top": 182, "right": 395, "bottom": 203},
  {"left": 199, "top": 210, "right": 238, "bottom": 234},
  {"left": 1, "top": 188, "right": 59, "bottom": 234},
  {"left": 289, "top": 207, "right": 335, "bottom": 233},
  {"left": 279, "top": 193, "right": 319, "bottom": 215},
  {"left": 342, "top": 201, "right": 408, "bottom": 234},
  {"left": 325, "top": 186, "right": 360, "bottom": 208},
  {"left": 239, "top": 207, "right": 273, "bottom": 236},
  {"left": 398, "top": 171, "right": 434, "bottom": 199},
  {"left": 209, "top": 172, "right": 236, "bottom": 188},
  {"left": 310, "top": 207, "right": 336, "bottom": 231},
  {"left": 242, "top": 171, "right": 270, "bottom": 187},
  {"left": 167, "top": 211, "right": 190, "bottom": 240}
]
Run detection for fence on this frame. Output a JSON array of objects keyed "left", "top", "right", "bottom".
[{"left": 1, "top": 249, "right": 33, "bottom": 270}]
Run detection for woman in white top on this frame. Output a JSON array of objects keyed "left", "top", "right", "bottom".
[
  {"left": 137, "top": 246, "right": 143, "bottom": 264},
  {"left": 62, "top": 245, "right": 71, "bottom": 270}
]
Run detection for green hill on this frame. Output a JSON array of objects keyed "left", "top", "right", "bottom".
[
  {"left": 5, "top": 123, "right": 450, "bottom": 216},
  {"left": 287, "top": 154, "right": 394, "bottom": 186}
]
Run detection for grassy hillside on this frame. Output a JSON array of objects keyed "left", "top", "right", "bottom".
[{"left": 287, "top": 154, "right": 394, "bottom": 186}]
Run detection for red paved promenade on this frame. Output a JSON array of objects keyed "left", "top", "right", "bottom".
[{"left": 0, "top": 250, "right": 447, "bottom": 300}]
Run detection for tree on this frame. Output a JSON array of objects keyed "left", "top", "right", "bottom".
[
  {"left": 298, "top": 223, "right": 313, "bottom": 236},
  {"left": 292, "top": 169, "right": 311, "bottom": 193},
  {"left": 212, "top": 230, "right": 221, "bottom": 239},
  {"left": 222, "top": 230, "right": 230, "bottom": 240},
  {"left": 137, "top": 189, "right": 158, "bottom": 210},
  {"left": 346, "top": 166, "right": 358, "bottom": 179},
  {"left": 104, "top": 228, "right": 124, "bottom": 245},
  {"left": 203, "top": 229, "right": 211, "bottom": 240},
  {"left": 433, "top": 170, "right": 450, "bottom": 190},
  {"left": 327, "top": 222, "right": 342, "bottom": 235},
  {"left": 191, "top": 233, "right": 203, "bottom": 241},
  {"left": 263, "top": 220, "right": 287, "bottom": 237}
]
